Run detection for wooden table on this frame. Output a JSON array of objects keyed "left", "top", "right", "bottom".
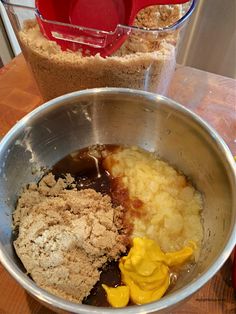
[{"left": 0, "top": 55, "right": 235, "bottom": 314}]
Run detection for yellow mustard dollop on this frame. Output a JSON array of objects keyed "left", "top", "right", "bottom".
[
  {"left": 103, "top": 237, "right": 195, "bottom": 306},
  {"left": 102, "top": 284, "right": 129, "bottom": 308}
]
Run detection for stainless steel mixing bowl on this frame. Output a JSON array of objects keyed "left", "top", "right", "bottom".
[{"left": 0, "top": 88, "right": 235, "bottom": 314}]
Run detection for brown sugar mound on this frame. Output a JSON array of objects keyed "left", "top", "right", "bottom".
[
  {"left": 13, "top": 173, "right": 127, "bottom": 303},
  {"left": 18, "top": 5, "right": 184, "bottom": 100}
]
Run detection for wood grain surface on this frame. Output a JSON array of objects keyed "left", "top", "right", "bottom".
[{"left": 0, "top": 55, "right": 235, "bottom": 314}]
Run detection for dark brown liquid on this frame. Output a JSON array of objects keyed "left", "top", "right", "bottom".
[
  {"left": 52, "top": 145, "right": 125, "bottom": 306},
  {"left": 52, "top": 147, "right": 113, "bottom": 195},
  {"left": 83, "top": 261, "right": 122, "bottom": 306}
]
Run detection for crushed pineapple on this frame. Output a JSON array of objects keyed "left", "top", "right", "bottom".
[{"left": 104, "top": 147, "right": 203, "bottom": 260}]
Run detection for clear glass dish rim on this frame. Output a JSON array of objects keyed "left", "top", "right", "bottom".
[{"left": 1, "top": 0, "right": 196, "bottom": 34}]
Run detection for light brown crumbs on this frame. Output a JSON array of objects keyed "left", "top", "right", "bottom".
[
  {"left": 13, "top": 173, "right": 127, "bottom": 303},
  {"left": 18, "top": 5, "right": 183, "bottom": 100}
]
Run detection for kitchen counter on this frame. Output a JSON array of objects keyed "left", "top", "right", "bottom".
[{"left": 0, "top": 54, "right": 235, "bottom": 313}]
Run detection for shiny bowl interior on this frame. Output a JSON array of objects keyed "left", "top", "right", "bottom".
[{"left": 0, "top": 88, "right": 235, "bottom": 314}]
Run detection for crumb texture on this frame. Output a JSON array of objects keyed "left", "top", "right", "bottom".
[
  {"left": 18, "top": 5, "right": 184, "bottom": 100},
  {"left": 13, "top": 173, "right": 126, "bottom": 303}
]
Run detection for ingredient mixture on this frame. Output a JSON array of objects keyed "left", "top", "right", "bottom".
[
  {"left": 18, "top": 5, "right": 185, "bottom": 100},
  {"left": 13, "top": 145, "right": 203, "bottom": 307}
]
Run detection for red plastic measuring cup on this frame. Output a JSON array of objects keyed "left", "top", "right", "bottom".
[{"left": 36, "top": 0, "right": 190, "bottom": 57}]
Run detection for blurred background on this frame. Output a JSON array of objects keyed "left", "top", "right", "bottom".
[{"left": 0, "top": 0, "right": 236, "bottom": 78}]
